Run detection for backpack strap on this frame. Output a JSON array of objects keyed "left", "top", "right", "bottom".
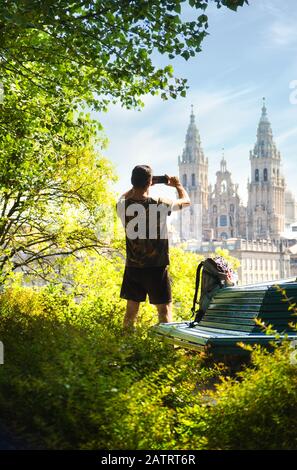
[
  {"left": 188, "top": 259, "right": 222, "bottom": 328},
  {"left": 189, "top": 262, "right": 204, "bottom": 325}
]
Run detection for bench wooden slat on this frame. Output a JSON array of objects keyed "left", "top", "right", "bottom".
[
  {"left": 200, "top": 315, "right": 257, "bottom": 325},
  {"left": 208, "top": 298, "right": 264, "bottom": 305},
  {"left": 213, "top": 289, "right": 266, "bottom": 295},
  {"left": 206, "top": 310, "right": 259, "bottom": 319},
  {"left": 201, "top": 318, "right": 295, "bottom": 329},
  {"left": 198, "top": 321, "right": 256, "bottom": 332},
  {"left": 203, "top": 311, "right": 297, "bottom": 323},
  {"left": 208, "top": 304, "right": 262, "bottom": 312},
  {"left": 206, "top": 309, "right": 296, "bottom": 318}
]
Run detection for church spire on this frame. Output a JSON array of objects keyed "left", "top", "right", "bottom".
[
  {"left": 180, "top": 105, "right": 205, "bottom": 164},
  {"left": 220, "top": 147, "right": 227, "bottom": 172},
  {"left": 259, "top": 97, "right": 269, "bottom": 124},
  {"left": 254, "top": 97, "right": 278, "bottom": 159},
  {"left": 261, "top": 96, "right": 267, "bottom": 114},
  {"left": 190, "top": 104, "right": 195, "bottom": 123}
]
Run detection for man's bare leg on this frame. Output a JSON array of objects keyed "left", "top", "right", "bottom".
[
  {"left": 156, "top": 302, "right": 172, "bottom": 324},
  {"left": 123, "top": 300, "right": 140, "bottom": 329}
]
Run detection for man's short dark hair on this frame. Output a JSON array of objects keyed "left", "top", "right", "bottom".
[{"left": 131, "top": 165, "right": 152, "bottom": 188}]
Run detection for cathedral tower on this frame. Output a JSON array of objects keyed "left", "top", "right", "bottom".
[
  {"left": 178, "top": 106, "right": 208, "bottom": 241},
  {"left": 247, "top": 99, "right": 285, "bottom": 240}
]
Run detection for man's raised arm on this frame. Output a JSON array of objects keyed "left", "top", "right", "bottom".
[{"left": 166, "top": 176, "right": 191, "bottom": 211}]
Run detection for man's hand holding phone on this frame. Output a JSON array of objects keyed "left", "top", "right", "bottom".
[
  {"left": 166, "top": 176, "right": 182, "bottom": 187},
  {"left": 150, "top": 173, "right": 190, "bottom": 210}
]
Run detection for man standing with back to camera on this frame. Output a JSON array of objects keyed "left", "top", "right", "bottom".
[{"left": 117, "top": 165, "right": 190, "bottom": 330}]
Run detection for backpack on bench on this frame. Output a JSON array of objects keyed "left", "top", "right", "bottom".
[{"left": 189, "top": 256, "right": 235, "bottom": 327}]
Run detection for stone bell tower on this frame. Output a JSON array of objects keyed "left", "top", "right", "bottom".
[
  {"left": 178, "top": 106, "right": 208, "bottom": 242},
  {"left": 247, "top": 99, "right": 285, "bottom": 240}
]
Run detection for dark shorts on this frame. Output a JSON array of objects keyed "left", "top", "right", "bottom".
[{"left": 120, "top": 266, "right": 172, "bottom": 305}]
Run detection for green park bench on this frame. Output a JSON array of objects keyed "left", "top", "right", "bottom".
[{"left": 151, "top": 279, "right": 297, "bottom": 355}]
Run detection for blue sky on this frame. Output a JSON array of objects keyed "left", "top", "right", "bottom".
[{"left": 95, "top": 0, "right": 297, "bottom": 205}]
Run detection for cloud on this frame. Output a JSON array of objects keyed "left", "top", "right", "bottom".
[
  {"left": 276, "top": 126, "right": 297, "bottom": 145},
  {"left": 102, "top": 124, "right": 179, "bottom": 199},
  {"left": 257, "top": 0, "right": 285, "bottom": 18},
  {"left": 270, "top": 21, "right": 297, "bottom": 46},
  {"left": 259, "top": 0, "right": 297, "bottom": 47}
]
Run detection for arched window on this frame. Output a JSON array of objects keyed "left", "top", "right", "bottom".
[
  {"left": 191, "top": 173, "right": 195, "bottom": 186},
  {"left": 257, "top": 218, "right": 262, "bottom": 232},
  {"left": 182, "top": 174, "right": 187, "bottom": 187},
  {"left": 255, "top": 169, "right": 259, "bottom": 182},
  {"left": 220, "top": 215, "right": 227, "bottom": 227},
  {"left": 220, "top": 232, "right": 228, "bottom": 239},
  {"left": 263, "top": 168, "right": 268, "bottom": 182}
]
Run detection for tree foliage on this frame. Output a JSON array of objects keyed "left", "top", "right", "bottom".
[
  {"left": 0, "top": 0, "right": 249, "bottom": 109},
  {"left": 0, "top": 83, "right": 116, "bottom": 280},
  {"left": 0, "top": 0, "right": 249, "bottom": 279}
]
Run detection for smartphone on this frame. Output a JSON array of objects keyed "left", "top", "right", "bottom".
[{"left": 152, "top": 175, "right": 169, "bottom": 185}]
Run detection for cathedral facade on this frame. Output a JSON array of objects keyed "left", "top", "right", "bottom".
[{"left": 178, "top": 100, "right": 292, "bottom": 244}]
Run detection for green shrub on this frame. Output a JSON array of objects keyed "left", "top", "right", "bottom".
[
  {"left": 175, "top": 343, "right": 297, "bottom": 450},
  {"left": 1, "top": 249, "right": 296, "bottom": 450},
  {"left": 0, "top": 283, "right": 193, "bottom": 449}
]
